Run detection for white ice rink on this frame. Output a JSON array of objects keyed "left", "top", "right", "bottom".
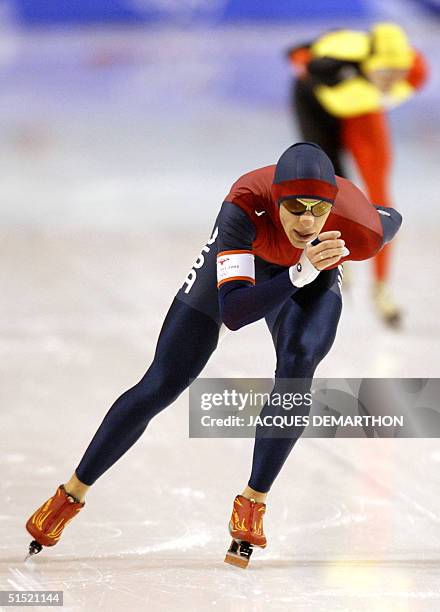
[{"left": 1, "top": 16, "right": 440, "bottom": 612}]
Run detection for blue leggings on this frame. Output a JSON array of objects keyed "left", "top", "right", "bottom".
[{"left": 76, "top": 272, "right": 342, "bottom": 492}]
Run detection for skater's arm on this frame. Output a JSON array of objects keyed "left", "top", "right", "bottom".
[
  {"left": 216, "top": 203, "right": 343, "bottom": 331},
  {"left": 405, "top": 49, "right": 429, "bottom": 91},
  {"left": 218, "top": 238, "right": 346, "bottom": 331},
  {"left": 215, "top": 201, "right": 307, "bottom": 331},
  {"left": 286, "top": 42, "right": 312, "bottom": 77},
  {"left": 374, "top": 206, "right": 403, "bottom": 245},
  {"left": 219, "top": 269, "right": 303, "bottom": 331}
]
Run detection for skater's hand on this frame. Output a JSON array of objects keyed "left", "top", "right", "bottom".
[{"left": 305, "top": 231, "right": 349, "bottom": 271}]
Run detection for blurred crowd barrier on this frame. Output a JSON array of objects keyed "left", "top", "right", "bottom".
[{"left": 9, "top": 0, "right": 369, "bottom": 25}]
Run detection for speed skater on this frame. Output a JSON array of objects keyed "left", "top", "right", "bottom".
[
  {"left": 287, "top": 22, "right": 427, "bottom": 326},
  {"left": 25, "top": 142, "right": 402, "bottom": 568}
]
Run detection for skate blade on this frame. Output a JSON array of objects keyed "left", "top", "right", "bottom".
[
  {"left": 224, "top": 539, "right": 252, "bottom": 569},
  {"left": 25, "top": 540, "right": 43, "bottom": 561},
  {"left": 384, "top": 311, "right": 402, "bottom": 329},
  {"left": 24, "top": 550, "right": 37, "bottom": 562},
  {"left": 224, "top": 551, "right": 249, "bottom": 569}
]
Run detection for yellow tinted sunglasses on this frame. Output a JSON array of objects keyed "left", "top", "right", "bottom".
[{"left": 283, "top": 198, "right": 333, "bottom": 217}]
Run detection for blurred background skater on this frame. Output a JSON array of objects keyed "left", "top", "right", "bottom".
[{"left": 287, "top": 22, "right": 429, "bottom": 327}]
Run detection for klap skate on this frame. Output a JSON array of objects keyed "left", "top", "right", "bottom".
[
  {"left": 224, "top": 495, "right": 267, "bottom": 569},
  {"left": 25, "top": 484, "right": 84, "bottom": 560}
]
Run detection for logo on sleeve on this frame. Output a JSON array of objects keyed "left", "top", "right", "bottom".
[{"left": 255, "top": 210, "right": 266, "bottom": 217}]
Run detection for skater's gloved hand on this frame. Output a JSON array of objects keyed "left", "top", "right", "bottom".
[{"left": 306, "top": 231, "right": 349, "bottom": 271}]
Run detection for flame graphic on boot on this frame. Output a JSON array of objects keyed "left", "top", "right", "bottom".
[
  {"left": 229, "top": 495, "right": 267, "bottom": 548},
  {"left": 26, "top": 485, "right": 84, "bottom": 547}
]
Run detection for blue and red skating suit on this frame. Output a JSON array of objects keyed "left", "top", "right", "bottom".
[
  {"left": 74, "top": 160, "right": 401, "bottom": 490},
  {"left": 176, "top": 165, "right": 402, "bottom": 330}
]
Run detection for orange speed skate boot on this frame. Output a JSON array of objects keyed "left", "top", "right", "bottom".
[
  {"left": 25, "top": 485, "right": 85, "bottom": 559},
  {"left": 224, "top": 495, "right": 267, "bottom": 569}
]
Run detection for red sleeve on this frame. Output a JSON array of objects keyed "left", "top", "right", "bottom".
[
  {"left": 287, "top": 46, "right": 312, "bottom": 77},
  {"left": 406, "top": 49, "right": 429, "bottom": 90}
]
